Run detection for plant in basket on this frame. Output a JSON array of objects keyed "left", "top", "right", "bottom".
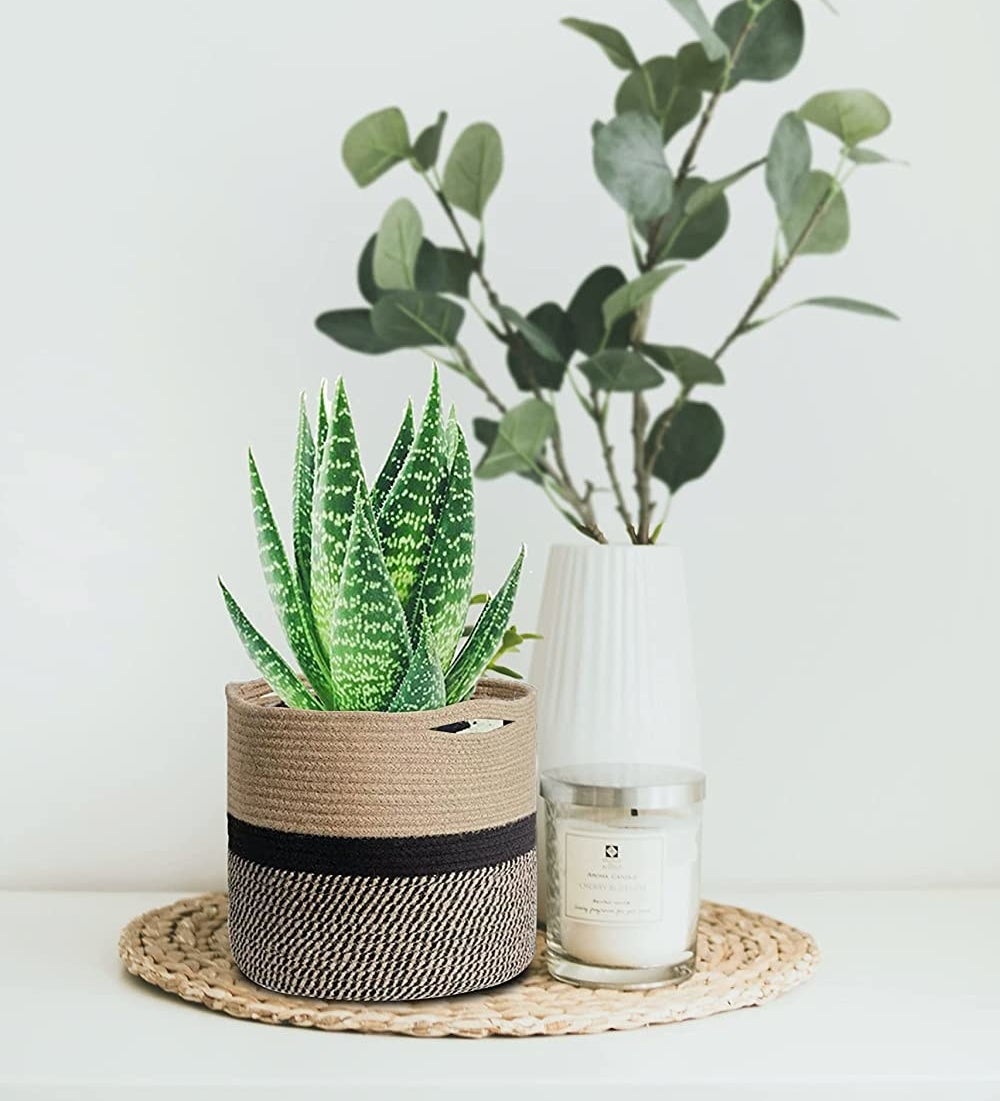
[{"left": 219, "top": 368, "right": 537, "bottom": 1001}]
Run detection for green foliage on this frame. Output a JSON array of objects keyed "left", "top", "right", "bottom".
[
  {"left": 476, "top": 398, "right": 556, "bottom": 479},
  {"left": 640, "top": 344, "right": 725, "bottom": 386},
  {"left": 664, "top": 0, "right": 728, "bottom": 61},
  {"left": 370, "top": 291, "right": 465, "bottom": 347},
  {"left": 644, "top": 177, "right": 730, "bottom": 262},
  {"left": 602, "top": 267, "right": 682, "bottom": 329},
  {"left": 648, "top": 401, "right": 725, "bottom": 491},
  {"left": 568, "top": 267, "right": 631, "bottom": 354},
  {"left": 578, "top": 349, "right": 663, "bottom": 392},
  {"left": 342, "top": 107, "right": 410, "bottom": 186},
  {"left": 798, "top": 90, "right": 891, "bottom": 149},
  {"left": 487, "top": 624, "right": 543, "bottom": 680},
  {"left": 716, "top": 0, "right": 804, "bottom": 86},
  {"left": 442, "top": 123, "right": 503, "bottom": 219},
  {"left": 766, "top": 113, "right": 811, "bottom": 216},
  {"left": 373, "top": 199, "right": 422, "bottom": 291},
  {"left": 319, "top": 0, "right": 897, "bottom": 546},
  {"left": 614, "top": 58, "right": 702, "bottom": 143},
  {"left": 445, "top": 548, "right": 525, "bottom": 704},
  {"left": 221, "top": 371, "right": 524, "bottom": 710},
  {"left": 412, "top": 111, "right": 447, "bottom": 170},
  {"left": 593, "top": 112, "right": 674, "bottom": 222},
  {"left": 506, "top": 303, "right": 574, "bottom": 391},
  {"left": 562, "top": 17, "right": 640, "bottom": 70},
  {"left": 315, "top": 309, "right": 396, "bottom": 354},
  {"left": 780, "top": 170, "right": 849, "bottom": 254}
]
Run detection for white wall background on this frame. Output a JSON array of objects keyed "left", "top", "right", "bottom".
[{"left": 2, "top": 0, "right": 998, "bottom": 891}]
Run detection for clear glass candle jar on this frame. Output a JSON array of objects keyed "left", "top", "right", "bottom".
[{"left": 541, "top": 762, "right": 706, "bottom": 990}]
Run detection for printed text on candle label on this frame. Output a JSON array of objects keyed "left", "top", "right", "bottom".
[{"left": 563, "top": 831, "right": 664, "bottom": 924}]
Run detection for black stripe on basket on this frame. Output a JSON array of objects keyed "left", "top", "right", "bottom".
[{"left": 227, "top": 812, "right": 536, "bottom": 878}]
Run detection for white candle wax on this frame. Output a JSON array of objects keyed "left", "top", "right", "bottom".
[{"left": 555, "top": 812, "right": 700, "bottom": 968}]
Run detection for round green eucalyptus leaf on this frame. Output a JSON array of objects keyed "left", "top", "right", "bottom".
[
  {"left": 798, "top": 89, "right": 892, "bottom": 148},
  {"left": 578, "top": 349, "right": 663, "bottom": 392},
  {"left": 593, "top": 111, "right": 674, "bottom": 223},
  {"left": 442, "top": 122, "right": 503, "bottom": 219},
  {"left": 373, "top": 198, "right": 423, "bottom": 291},
  {"left": 561, "top": 17, "right": 640, "bottom": 70},
  {"left": 359, "top": 236, "right": 448, "bottom": 302},
  {"left": 315, "top": 309, "right": 397, "bottom": 354},
  {"left": 846, "top": 147, "right": 897, "bottom": 166},
  {"left": 342, "top": 107, "right": 411, "bottom": 187},
  {"left": 370, "top": 291, "right": 465, "bottom": 347},
  {"left": 412, "top": 111, "right": 447, "bottom": 170},
  {"left": 567, "top": 266, "right": 630, "bottom": 354},
  {"left": 676, "top": 41, "right": 727, "bottom": 92},
  {"left": 646, "top": 177, "right": 729, "bottom": 262},
  {"left": 781, "top": 170, "right": 849, "bottom": 255},
  {"left": 664, "top": 0, "right": 728, "bottom": 62},
  {"left": 615, "top": 57, "right": 702, "bottom": 143},
  {"left": 716, "top": 0, "right": 804, "bottom": 86},
  {"left": 649, "top": 401, "right": 725, "bottom": 492},
  {"left": 438, "top": 248, "right": 475, "bottom": 297},
  {"left": 766, "top": 112, "right": 812, "bottom": 217},
  {"left": 640, "top": 344, "right": 725, "bottom": 386},
  {"left": 475, "top": 398, "right": 556, "bottom": 479},
  {"left": 506, "top": 303, "right": 575, "bottom": 391}
]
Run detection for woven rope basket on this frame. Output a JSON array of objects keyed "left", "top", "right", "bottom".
[{"left": 226, "top": 678, "right": 538, "bottom": 1002}]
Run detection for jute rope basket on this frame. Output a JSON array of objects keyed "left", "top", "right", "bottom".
[
  {"left": 226, "top": 678, "right": 538, "bottom": 1002},
  {"left": 119, "top": 893, "right": 819, "bottom": 1037}
]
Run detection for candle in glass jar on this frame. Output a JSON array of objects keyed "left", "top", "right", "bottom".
[{"left": 541, "top": 763, "right": 705, "bottom": 989}]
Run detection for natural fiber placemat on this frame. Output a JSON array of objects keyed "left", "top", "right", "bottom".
[{"left": 119, "top": 893, "right": 818, "bottom": 1037}]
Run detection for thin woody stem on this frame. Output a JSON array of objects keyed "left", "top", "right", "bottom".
[
  {"left": 421, "top": 169, "right": 607, "bottom": 542},
  {"left": 591, "top": 392, "right": 638, "bottom": 543}
]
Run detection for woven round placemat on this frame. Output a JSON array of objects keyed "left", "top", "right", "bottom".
[{"left": 119, "top": 893, "right": 818, "bottom": 1037}]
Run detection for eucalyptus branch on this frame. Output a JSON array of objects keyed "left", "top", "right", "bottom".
[
  {"left": 642, "top": 178, "right": 844, "bottom": 481},
  {"left": 675, "top": 13, "right": 757, "bottom": 185},
  {"left": 632, "top": 392, "right": 653, "bottom": 541},
  {"left": 712, "top": 177, "right": 843, "bottom": 360},
  {"left": 421, "top": 168, "right": 607, "bottom": 542},
  {"left": 327, "top": 8, "right": 897, "bottom": 549},
  {"left": 590, "top": 391, "right": 639, "bottom": 543}
]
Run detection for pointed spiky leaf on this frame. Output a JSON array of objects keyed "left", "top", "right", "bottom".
[
  {"left": 377, "top": 369, "right": 450, "bottom": 609},
  {"left": 410, "top": 430, "right": 475, "bottom": 667},
  {"left": 310, "top": 380, "right": 366, "bottom": 653},
  {"left": 328, "top": 487, "right": 412, "bottom": 710},
  {"left": 292, "top": 395, "right": 315, "bottom": 599},
  {"left": 316, "top": 381, "right": 329, "bottom": 463},
  {"left": 219, "top": 581, "right": 321, "bottom": 710},
  {"left": 371, "top": 399, "right": 414, "bottom": 515},
  {"left": 248, "top": 451, "right": 335, "bottom": 705},
  {"left": 444, "top": 403, "right": 460, "bottom": 467},
  {"left": 389, "top": 607, "right": 446, "bottom": 712},
  {"left": 445, "top": 547, "right": 524, "bottom": 704}
]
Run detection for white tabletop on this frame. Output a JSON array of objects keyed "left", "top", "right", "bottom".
[{"left": 1, "top": 887, "right": 997, "bottom": 1100}]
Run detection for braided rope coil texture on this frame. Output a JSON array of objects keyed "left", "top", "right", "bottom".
[
  {"left": 226, "top": 678, "right": 538, "bottom": 999},
  {"left": 119, "top": 893, "right": 820, "bottom": 1038},
  {"left": 227, "top": 678, "right": 536, "bottom": 837},
  {"left": 228, "top": 850, "right": 538, "bottom": 1001}
]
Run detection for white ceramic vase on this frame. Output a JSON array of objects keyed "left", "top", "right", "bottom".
[{"left": 529, "top": 543, "right": 702, "bottom": 917}]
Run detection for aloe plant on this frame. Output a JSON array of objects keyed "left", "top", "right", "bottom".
[{"left": 220, "top": 369, "right": 525, "bottom": 711}]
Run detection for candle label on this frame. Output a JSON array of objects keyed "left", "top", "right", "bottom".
[{"left": 563, "top": 830, "right": 664, "bottom": 924}]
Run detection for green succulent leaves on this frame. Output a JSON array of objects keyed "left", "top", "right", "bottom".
[{"left": 221, "top": 371, "right": 524, "bottom": 711}]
